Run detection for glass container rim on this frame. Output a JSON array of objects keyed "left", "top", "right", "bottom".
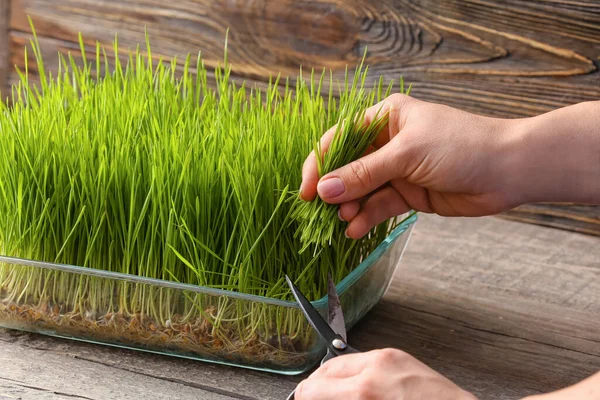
[{"left": 0, "top": 212, "right": 417, "bottom": 308}]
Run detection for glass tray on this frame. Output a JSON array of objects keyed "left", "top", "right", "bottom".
[{"left": 0, "top": 213, "right": 416, "bottom": 375}]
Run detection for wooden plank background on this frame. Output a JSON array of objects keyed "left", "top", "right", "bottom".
[
  {"left": 0, "top": 0, "right": 599, "bottom": 234},
  {"left": 0, "top": 0, "right": 8, "bottom": 97}
]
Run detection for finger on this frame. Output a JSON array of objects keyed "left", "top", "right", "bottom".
[
  {"left": 362, "top": 144, "right": 376, "bottom": 156},
  {"left": 309, "top": 352, "right": 370, "bottom": 379},
  {"left": 316, "top": 141, "right": 401, "bottom": 204},
  {"left": 391, "top": 179, "right": 494, "bottom": 217},
  {"left": 300, "top": 125, "right": 339, "bottom": 201},
  {"left": 300, "top": 128, "right": 374, "bottom": 202},
  {"left": 427, "top": 191, "right": 490, "bottom": 217},
  {"left": 366, "top": 93, "right": 412, "bottom": 149},
  {"left": 300, "top": 93, "right": 413, "bottom": 201},
  {"left": 339, "top": 200, "right": 360, "bottom": 222},
  {"left": 346, "top": 186, "right": 411, "bottom": 239},
  {"left": 391, "top": 179, "right": 434, "bottom": 213},
  {"left": 294, "top": 377, "right": 355, "bottom": 400}
]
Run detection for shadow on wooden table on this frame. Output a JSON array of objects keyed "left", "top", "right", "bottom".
[{"left": 348, "top": 271, "right": 600, "bottom": 400}]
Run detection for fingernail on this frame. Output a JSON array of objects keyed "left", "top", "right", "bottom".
[
  {"left": 337, "top": 209, "right": 344, "bottom": 221},
  {"left": 317, "top": 177, "right": 345, "bottom": 198},
  {"left": 344, "top": 229, "right": 350, "bottom": 239}
]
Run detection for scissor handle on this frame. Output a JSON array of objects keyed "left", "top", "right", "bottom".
[
  {"left": 322, "top": 344, "right": 360, "bottom": 364},
  {"left": 286, "top": 346, "right": 360, "bottom": 399}
]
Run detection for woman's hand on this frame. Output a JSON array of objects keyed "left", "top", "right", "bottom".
[
  {"left": 294, "top": 348, "right": 477, "bottom": 400},
  {"left": 299, "top": 95, "right": 600, "bottom": 239}
]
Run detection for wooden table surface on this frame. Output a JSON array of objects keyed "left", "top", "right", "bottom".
[{"left": 1, "top": 213, "right": 599, "bottom": 400}]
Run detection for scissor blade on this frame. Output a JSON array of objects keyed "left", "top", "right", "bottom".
[
  {"left": 285, "top": 275, "right": 339, "bottom": 346},
  {"left": 327, "top": 273, "right": 347, "bottom": 342}
]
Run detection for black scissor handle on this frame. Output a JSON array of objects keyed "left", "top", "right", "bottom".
[{"left": 286, "top": 346, "right": 360, "bottom": 399}]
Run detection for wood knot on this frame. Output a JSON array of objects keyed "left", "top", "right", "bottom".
[{"left": 219, "top": 0, "right": 359, "bottom": 70}]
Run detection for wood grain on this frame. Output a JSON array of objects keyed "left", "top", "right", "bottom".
[
  {"left": 1, "top": 214, "right": 599, "bottom": 399},
  {"left": 0, "top": 0, "right": 9, "bottom": 99},
  {"left": 7, "top": 32, "right": 275, "bottom": 95},
  {"left": 0, "top": 333, "right": 235, "bottom": 400},
  {"left": 502, "top": 203, "right": 600, "bottom": 236},
  {"left": 349, "top": 214, "right": 600, "bottom": 398},
  {"left": 7, "top": 0, "right": 600, "bottom": 117}
]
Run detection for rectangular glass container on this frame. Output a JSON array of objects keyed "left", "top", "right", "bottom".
[{"left": 0, "top": 213, "right": 416, "bottom": 375}]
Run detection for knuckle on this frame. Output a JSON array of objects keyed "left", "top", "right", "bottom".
[
  {"left": 387, "top": 92, "right": 413, "bottom": 111},
  {"left": 386, "top": 94, "right": 406, "bottom": 121},
  {"left": 388, "top": 93, "right": 418, "bottom": 131},
  {"left": 387, "top": 92, "right": 408, "bottom": 104},
  {"left": 372, "top": 348, "right": 402, "bottom": 364},
  {"left": 348, "top": 159, "right": 372, "bottom": 188}
]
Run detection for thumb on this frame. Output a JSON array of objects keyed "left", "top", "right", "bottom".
[{"left": 316, "top": 142, "right": 401, "bottom": 204}]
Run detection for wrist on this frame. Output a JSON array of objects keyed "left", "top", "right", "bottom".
[{"left": 501, "top": 102, "right": 600, "bottom": 205}]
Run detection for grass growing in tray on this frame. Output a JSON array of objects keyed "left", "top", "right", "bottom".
[{"left": 0, "top": 26, "right": 412, "bottom": 367}]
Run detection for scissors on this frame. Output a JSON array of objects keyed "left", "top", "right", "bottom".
[{"left": 284, "top": 273, "right": 360, "bottom": 400}]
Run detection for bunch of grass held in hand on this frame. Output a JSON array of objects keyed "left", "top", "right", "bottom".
[{"left": 0, "top": 22, "right": 413, "bottom": 365}]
